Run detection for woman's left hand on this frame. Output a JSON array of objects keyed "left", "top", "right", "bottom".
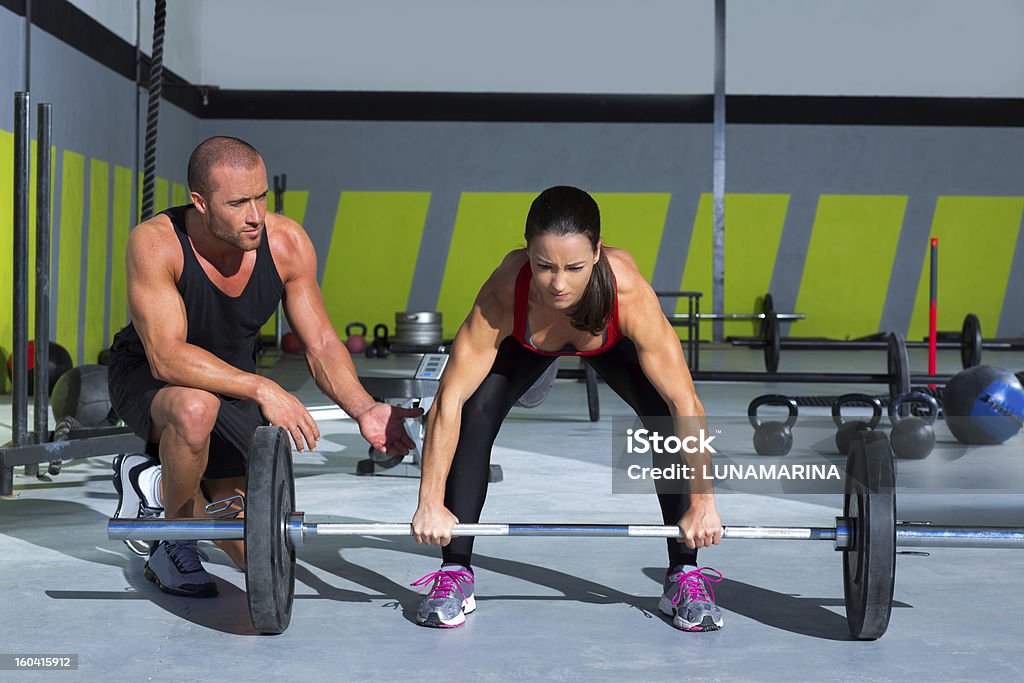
[{"left": 676, "top": 498, "right": 723, "bottom": 549}]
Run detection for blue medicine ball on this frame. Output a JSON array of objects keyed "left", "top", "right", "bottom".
[{"left": 942, "top": 365, "right": 1024, "bottom": 445}]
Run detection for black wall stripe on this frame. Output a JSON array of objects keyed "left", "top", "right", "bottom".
[{"left": 3, "top": 0, "right": 1023, "bottom": 127}]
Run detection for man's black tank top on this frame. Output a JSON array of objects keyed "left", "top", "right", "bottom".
[{"left": 110, "top": 205, "right": 284, "bottom": 373}]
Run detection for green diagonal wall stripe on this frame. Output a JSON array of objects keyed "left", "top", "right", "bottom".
[
  {"left": 171, "top": 182, "right": 188, "bottom": 207},
  {"left": 908, "top": 196, "right": 1024, "bottom": 340},
  {"left": 680, "top": 193, "right": 790, "bottom": 341},
  {"left": 437, "top": 193, "right": 534, "bottom": 338},
  {"left": 154, "top": 178, "right": 169, "bottom": 214},
  {"left": 595, "top": 193, "right": 670, "bottom": 279},
  {"left": 109, "top": 165, "right": 134, "bottom": 340},
  {"left": 85, "top": 158, "right": 110, "bottom": 364},
  {"left": 262, "top": 190, "right": 311, "bottom": 336},
  {"left": 796, "top": 195, "right": 907, "bottom": 339},
  {"left": 57, "top": 150, "right": 86, "bottom": 363},
  {"left": 321, "top": 192, "right": 430, "bottom": 340},
  {"left": 437, "top": 192, "right": 670, "bottom": 339},
  {"left": 137, "top": 172, "right": 172, "bottom": 221}
]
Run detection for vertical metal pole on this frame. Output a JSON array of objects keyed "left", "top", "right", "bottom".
[
  {"left": 274, "top": 174, "right": 286, "bottom": 348},
  {"left": 13, "top": 92, "right": 30, "bottom": 436},
  {"left": 928, "top": 237, "right": 938, "bottom": 383},
  {"left": 34, "top": 104, "right": 52, "bottom": 442},
  {"left": 711, "top": 0, "right": 727, "bottom": 342},
  {"left": 23, "top": 0, "right": 31, "bottom": 91},
  {"left": 7, "top": 92, "right": 31, "bottom": 496}
]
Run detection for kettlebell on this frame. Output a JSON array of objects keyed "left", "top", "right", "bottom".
[
  {"left": 832, "top": 394, "right": 883, "bottom": 454},
  {"left": 747, "top": 394, "right": 799, "bottom": 456},
  {"left": 888, "top": 391, "right": 939, "bottom": 459},
  {"left": 345, "top": 322, "right": 368, "bottom": 354},
  {"left": 365, "top": 323, "right": 390, "bottom": 359}
]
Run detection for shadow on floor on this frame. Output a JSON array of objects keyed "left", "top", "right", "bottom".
[
  {"left": 639, "top": 566, "right": 910, "bottom": 640},
  {"left": 2, "top": 499, "right": 912, "bottom": 640}
]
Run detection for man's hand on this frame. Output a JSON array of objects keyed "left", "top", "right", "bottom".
[
  {"left": 676, "top": 496, "right": 723, "bottom": 549},
  {"left": 412, "top": 503, "right": 459, "bottom": 545},
  {"left": 257, "top": 380, "right": 320, "bottom": 452},
  {"left": 356, "top": 402, "right": 424, "bottom": 454}
]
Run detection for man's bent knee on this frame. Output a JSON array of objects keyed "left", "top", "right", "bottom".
[{"left": 151, "top": 387, "right": 221, "bottom": 451}]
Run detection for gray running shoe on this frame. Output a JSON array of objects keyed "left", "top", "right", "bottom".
[
  {"left": 658, "top": 566, "right": 724, "bottom": 632},
  {"left": 411, "top": 566, "right": 476, "bottom": 628},
  {"left": 144, "top": 541, "right": 218, "bottom": 598},
  {"left": 112, "top": 454, "right": 163, "bottom": 556}
]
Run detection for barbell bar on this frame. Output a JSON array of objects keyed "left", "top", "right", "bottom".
[
  {"left": 733, "top": 312, "right": 1024, "bottom": 371},
  {"left": 670, "top": 313, "right": 806, "bottom": 321},
  {"left": 106, "top": 427, "right": 1023, "bottom": 639},
  {"left": 109, "top": 517, "right": 1024, "bottom": 548},
  {"left": 695, "top": 331, "right": 948, "bottom": 403}
]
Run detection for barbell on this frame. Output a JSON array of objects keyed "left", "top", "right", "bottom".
[
  {"left": 107, "top": 426, "right": 1024, "bottom": 638},
  {"left": 693, "top": 332, "right": 951, "bottom": 401},
  {"left": 734, "top": 312, "right": 1024, "bottom": 372}
]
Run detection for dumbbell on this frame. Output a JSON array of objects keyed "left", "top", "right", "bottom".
[
  {"left": 747, "top": 394, "right": 799, "bottom": 456},
  {"left": 833, "top": 394, "right": 883, "bottom": 454},
  {"left": 888, "top": 392, "right": 939, "bottom": 460}
]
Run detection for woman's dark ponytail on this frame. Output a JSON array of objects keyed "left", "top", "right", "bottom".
[{"left": 568, "top": 248, "right": 614, "bottom": 335}]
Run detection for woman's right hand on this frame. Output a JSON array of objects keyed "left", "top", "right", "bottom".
[{"left": 412, "top": 503, "right": 459, "bottom": 546}]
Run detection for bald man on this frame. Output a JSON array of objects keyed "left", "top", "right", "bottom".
[{"left": 108, "top": 136, "right": 418, "bottom": 597}]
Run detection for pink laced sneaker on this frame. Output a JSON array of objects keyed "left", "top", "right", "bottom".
[
  {"left": 657, "top": 566, "right": 724, "bottom": 632},
  {"left": 411, "top": 567, "right": 476, "bottom": 628}
]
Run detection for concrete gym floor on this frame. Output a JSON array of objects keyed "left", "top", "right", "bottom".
[{"left": 1, "top": 347, "right": 1022, "bottom": 682}]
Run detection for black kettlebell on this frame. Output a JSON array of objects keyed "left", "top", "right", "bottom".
[
  {"left": 748, "top": 394, "right": 799, "bottom": 456},
  {"left": 832, "top": 394, "right": 883, "bottom": 454},
  {"left": 888, "top": 392, "right": 939, "bottom": 460},
  {"left": 365, "top": 323, "right": 390, "bottom": 359}
]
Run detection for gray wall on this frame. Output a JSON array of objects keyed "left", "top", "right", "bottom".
[
  {"left": 69, "top": 0, "right": 1024, "bottom": 97},
  {"left": 3, "top": 3, "right": 1024, "bottom": 372}
]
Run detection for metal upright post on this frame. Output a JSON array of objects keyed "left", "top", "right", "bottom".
[
  {"left": 6, "top": 92, "right": 31, "bottom": 496},
  {"left": 34, "top": 103, "right": 52, "bottom": 444},
  {"left": 711, "top": 0, "right": 727, "bottom": 342},
  {"left": 274, "top": 174, "right": 286, "bottom": 348}
]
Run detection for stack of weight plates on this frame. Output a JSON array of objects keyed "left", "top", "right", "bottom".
[{"left": 393, "top": 311, "right": 443, "bottom": 344}]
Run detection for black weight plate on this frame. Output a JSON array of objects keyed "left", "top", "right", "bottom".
[
  {"left": 585, "top": 363, "right": 600, "bottom": 422},
  {"left": 764, "top": 310, "right": 780, "bottom": 374},
  {"left": 887, "top": 332, "right": 910, "bottom": 404},
  {"left": 516, "top": 360, "right": 558, "bottom": 409},
  {"left": 245, "top": 426, "right": 296, "bottom": 635},
  {"left": 843, "top": 432, "right": 896, "bottom": 640},
  {"left": 960, "top": 313, "right": 982, "bottom": 369},
  {"left": 369, "top": 445, "right": 405, "bottom": 470}
]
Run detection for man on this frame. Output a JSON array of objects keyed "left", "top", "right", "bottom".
[{"left": 108, "top": 136, "right": 418, "bottom": 597}]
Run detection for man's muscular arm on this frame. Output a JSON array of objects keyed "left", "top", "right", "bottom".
[
  {"left": 271, "top": 214, "right": 419, "bottom": 454},
  {"left": 272, "top": 215, "right": 376, "bottom": 419}
]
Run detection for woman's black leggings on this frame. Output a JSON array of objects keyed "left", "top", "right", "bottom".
[{"left": 441, "top": 336, "right": 698, "bottom": 571}]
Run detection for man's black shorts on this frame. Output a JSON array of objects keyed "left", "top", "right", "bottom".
[{"left": 107, "top": 343, "right": 266, "bottom": 479}]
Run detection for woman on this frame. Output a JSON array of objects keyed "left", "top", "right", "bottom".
[{"left": 410, "top": 186, "right": 723, "bottom": 631}]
